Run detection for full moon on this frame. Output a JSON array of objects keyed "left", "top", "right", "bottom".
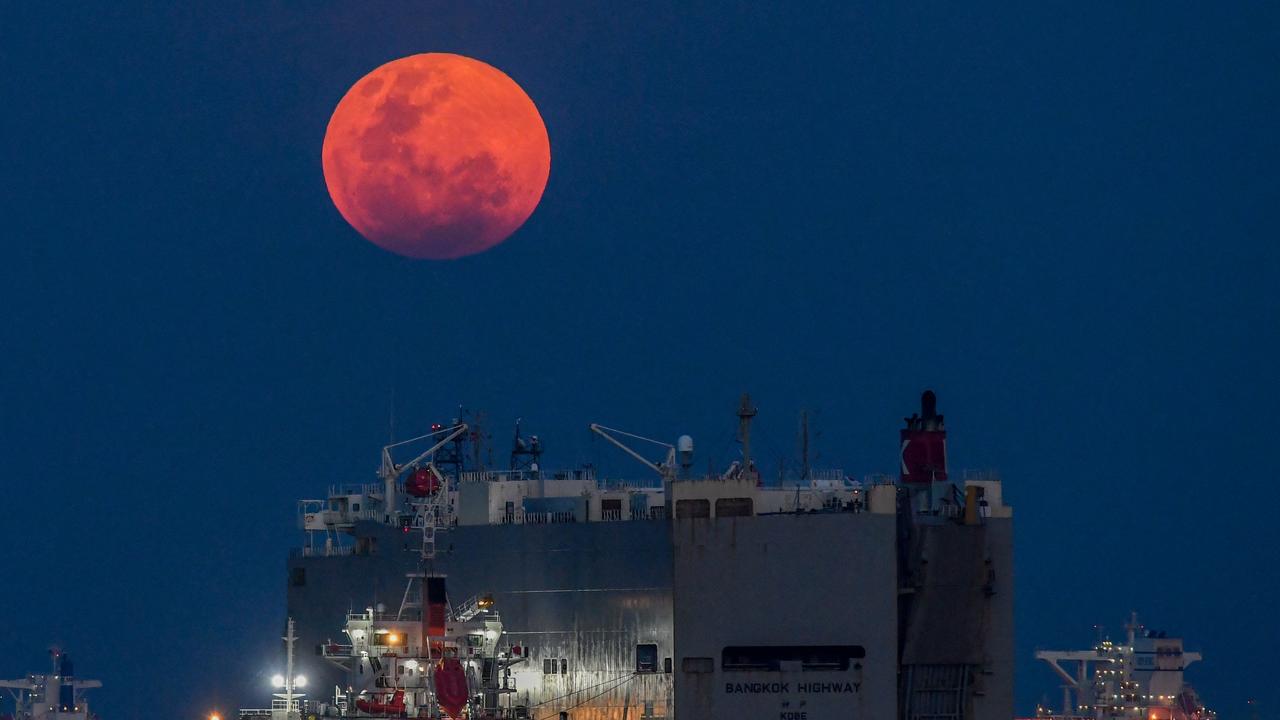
[{"left": 322, "top": 54, "right": 550, "bottom": 259}]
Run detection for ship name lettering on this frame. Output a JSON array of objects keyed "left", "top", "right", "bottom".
[
  {"left": 798, "top": 682, "right": 856, "bottom": 693},
  {"left": 724, "top": 682, "right": 790, "bottom": 694}
]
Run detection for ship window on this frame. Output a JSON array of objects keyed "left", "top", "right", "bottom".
[
  {"left": 543, "top": 659, "right": 555, "bottom": 674},
  {"left": 378, "top": 631, "right": 407, "bottom": 647},
  {"left": 636, "top": 644, "right": 659, "bottom": 673},
  {"left": 682, "top": 657, "right": 714, "bottom": 674},
  {"left": 290, "top": 567, "right": 306, "bottom": 587},
  {"left": 721, "top": 645, "right": 866, "bottom": 672},
  {"left": 675, "top": 499, "right": 710, "bottom": 519},
  {"left": 715, "top": 497, "right": 754, "bottom": 517},
  {"left": 664, "top": 657, "right": 673, "bottom": 674},
  {"left": 560, "top": 658, "right": 567, "bottom": 675},
  {"left": 352, "top": 502, "right": 360, "bottom": 512}
]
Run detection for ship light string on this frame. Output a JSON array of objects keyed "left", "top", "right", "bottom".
[
  {"left": 535, "top": 673, "right": 638, "bottom": 720},
  {"left": 527, "top": 671, "right": 635, "bottom": 708},
  {"left": 528, "top": 671, "right": 638, "bottom": 717}
]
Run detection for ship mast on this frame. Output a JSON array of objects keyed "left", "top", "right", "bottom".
[
  {"left": 284, "top": 619, "right": 296, "bottom": 720},
  {"left": 274, "top": 618, "right": 303, "bottom": 720},
  {"left": 737, "top": 393, "right": 758, "bottom": 480},
  {"left": 800, "top": 409, "right": 810, "bottom": 482}
]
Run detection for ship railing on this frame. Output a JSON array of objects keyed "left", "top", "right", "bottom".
[
  {"left": 239, "top": 699, "right": 312, "bottom": 720},
  {"left": 460, "top": 468, "right": 596, "bottom": 484},
  {"left": 596, "top": 478, "right": 663, "bottom": 490},
  {"left": 499, "top": 507, "right": 662, "bottom": 524},
  {"left": 497, "top": 508, "right": 526, "bottom": 525},
  {"left": 523, "top": 510, "right": 578, "bottom": 525},
  {"left": 295, "top": 544, "right": 358, "bottom": 558},
  {"left": 937, "top": 501, "right": 964, "bottom": 520},
  {"left": 327, "top": 483, "right": 383, "bottom": 498},
  {"left": 340, "top": 507, "right": 380, "bottom": 521},
  {"left": 321, "top": 642, "right": 354, "bottom": 657},
  {"left": 806, "top": 468, "right": 847, "bottom": 484},
  {"left": 961, "top": 468, "right": 1001, "bottom": 483}
]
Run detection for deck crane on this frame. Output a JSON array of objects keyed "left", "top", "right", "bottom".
[
  {"left": 589, "top": 423, "right": 692, "bottom": 481},
  {"left": 380, "top": 424, "right": 473, "bottom": 620},
  {"left": 379, "top": 423, "right": 469, "bottom": 513}
]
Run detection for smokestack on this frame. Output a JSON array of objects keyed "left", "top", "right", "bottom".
[
  {"left": 426, "top": 576, "right": 448, "bottom": 639},
  {"left": 899, "top": 390, "right": 947, "bottom": 485}
]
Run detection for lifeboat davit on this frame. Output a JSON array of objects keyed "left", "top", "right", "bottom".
[
  {"left": 405, "top": 466, "right": 440, "bottom": 498},
  {"left": 354, "top": 689, "right": 406, "bottom": 716},
  {"left": 434, "top": 658, "right": 469, "bottom": 719}
]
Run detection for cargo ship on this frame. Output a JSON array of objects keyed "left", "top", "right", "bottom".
[
  {"left": 282, "top": 391, "right": 1015, "bottom": 719},
  {"left": 1030, "top": 615, "right": 1215, "bottom": 720}
]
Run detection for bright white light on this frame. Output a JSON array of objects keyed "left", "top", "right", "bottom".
[
  {"left": 271, "top": 674, "right": 285, "bottom": 688},
  {"left": 294, "top": 675, "right": 307, "bottom": 688},
  {"left": 403, "top": 660, "right": 419, "bottom": 671},
  {"left": 484, "top": 630, "right": 498, "bottom": 640}
]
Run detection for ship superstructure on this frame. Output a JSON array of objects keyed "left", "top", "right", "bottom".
[
  {"left": 285, "top": 392, "right": 1015, "bottom": 719},
  {"left": 1, "top": 651, "right": 101, "bottom": 720},
  {"left": 1033, "top": 615, "right": 1215, "bottom": 720},
  {"left": 317, "top": 580, "right": 518, "bottom": 719}
]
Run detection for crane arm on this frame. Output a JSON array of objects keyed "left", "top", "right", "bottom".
[
  {"left": 382, "top": 423, "right": 469, "bottom": 481},
  {"left": 589, "top": 423, "right": 671, "bottom": 477}
]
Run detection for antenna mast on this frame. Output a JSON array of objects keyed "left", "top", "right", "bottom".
[
  {"left": 274, "top": 618, "right": 304, "bottom": 720},
  {"left": 800, "top": 410, "right": 810, "bottom": 481},
  {"left": 737, "top": 393, "right": 758, "bottom": 474}
]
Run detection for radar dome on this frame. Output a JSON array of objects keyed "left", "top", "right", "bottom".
[{"left": 677, "top": 435, "right": 694, "bottom": 467}]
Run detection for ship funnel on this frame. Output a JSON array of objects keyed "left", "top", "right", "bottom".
[
  {"left": 921, "top": 390, "right": 937, "bottom": 419},
  {"left": 900, "top": 390, "right": 948, "bottom": 487},
  {"left": 677, "top": 435, "right": 694, "bottom": 468}
]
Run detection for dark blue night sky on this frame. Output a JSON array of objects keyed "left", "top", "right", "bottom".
[{"left": 2, "top": 3, "right": 1276, "bottom": 718}]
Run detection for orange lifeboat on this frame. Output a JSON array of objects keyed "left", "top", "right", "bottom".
[
  {"left": 405, "top": 466, "right": 440, "bottom": 498},
  {"left": 354, "top": 689, "right": 406, "bottom": 717}
]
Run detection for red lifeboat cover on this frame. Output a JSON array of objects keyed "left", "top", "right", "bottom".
[
  {"left": 435, "top": 658, "right": 469, "bottom": 719},
  {"left": 405, "top": 467, "right": 440, "bottom": 498}
]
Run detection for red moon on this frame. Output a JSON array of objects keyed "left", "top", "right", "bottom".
[{"left": 322, "top": 54, "right": 550, "bottom": 259}]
